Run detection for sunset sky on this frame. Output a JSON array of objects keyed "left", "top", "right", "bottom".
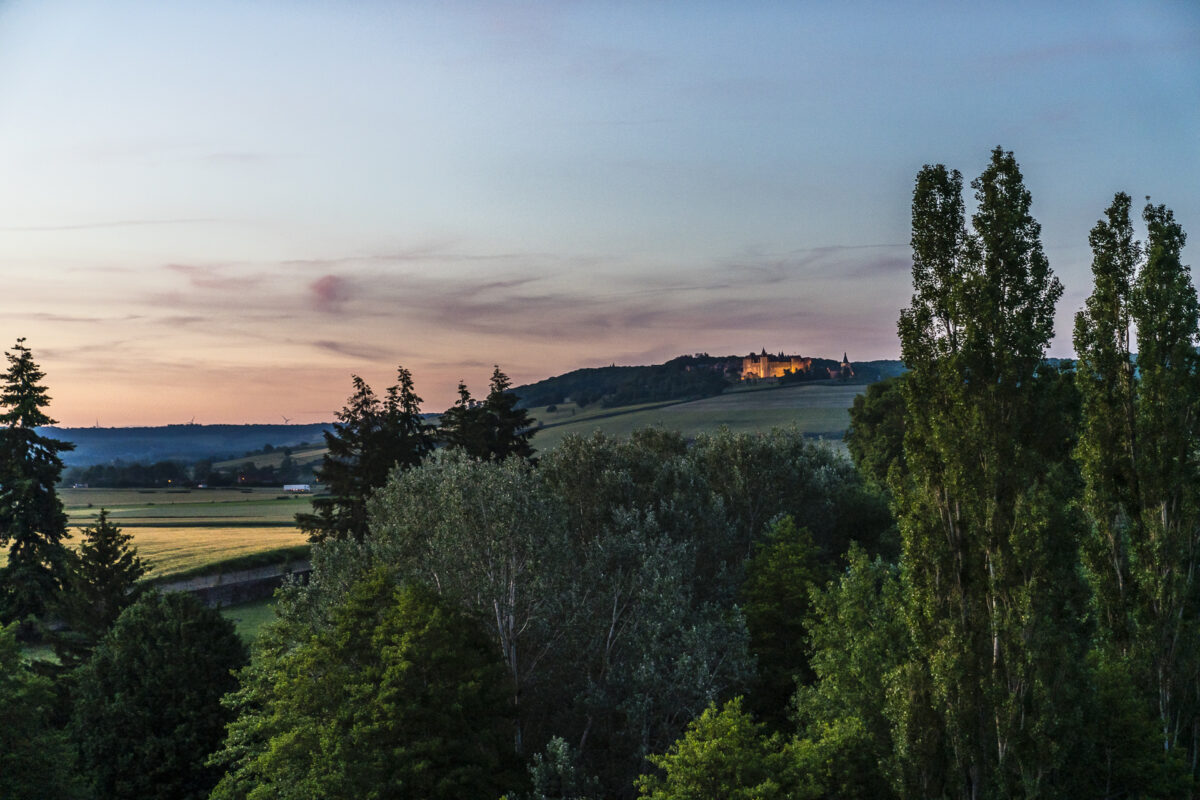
[{"left": 0, "top": 1, "right": 1196, "bottom": 426}]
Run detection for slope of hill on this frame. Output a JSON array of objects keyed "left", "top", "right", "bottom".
[
  {"left": 526, "top": 380, "right": 866, "bottom": 453},
  {"left": 43, "top": 424, "right": 333, "bottom": 467},
  {"left": 513, "top": 354, "right": 903, "bottom": 410}
]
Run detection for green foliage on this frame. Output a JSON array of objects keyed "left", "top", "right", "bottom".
[
  {"left": 845, "top": 375, "right": 906, "bottom": 489},
  {"left": 70, "top": 591, "right": 248, "bottom": 800},
  {"left": 211, "top": 569, "right": 518, "bottom": 800},
  {"left": 513, "top": 354, "right": 731, "bottom": 409},
  {"left": 1068, "top": 652, "right": 1192, "bottom": 798},
  {"left": 53, "top": 509, "right": 147, "bottom": 669},
  {"left": 894, "top": 149, "right": 1092, "bottom": 796},
  {"left": 635, "top": 698, "right": 805, "bottom": 800},
  {"left": 1074, "top": 193, "right": 1200, "bottom": 775},
  {"left": 439, "top": 366, "right": 536, "bottom": 460},
  {"left": 367, "top": 450, "right": 566, "bottom": 754},
  {"left": 794, "top": 546, "right": 907, "bottom": 799},
  {"left": 298, "top": 366, "right": 433, "bottom": 542},
  {"left": 512, "top": 736, "right": 601, "bottom": 800},
  {"left": 740, "top": 515, "right": 826, "bottom": 729},
  {"left": 0, "top": 622, "right": 88, "bottom": 799},
  {"left": 0, "top": 338, "right": 75, "bottom": 629}
]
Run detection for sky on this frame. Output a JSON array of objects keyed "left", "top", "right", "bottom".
[{"left": 0, "top": 1, "right": 1196, "bottom": 426}]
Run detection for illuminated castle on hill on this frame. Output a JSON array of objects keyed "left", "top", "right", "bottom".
[
  {"left": 740, "top": 349, "right": 854, "bottom": 380},
  {"left": 741, "top": 349, "right": 812, "bottom": 379}
]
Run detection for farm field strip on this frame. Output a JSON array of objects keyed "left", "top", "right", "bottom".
[
  {"left": 118, "top": 526, "right": 310, "bottom": 578},
  {"left": 38, "top": 487, "right": 315, "bottom": 579},
  {"left": 530, "top": 383, "right": 862, "bottom": 452}
]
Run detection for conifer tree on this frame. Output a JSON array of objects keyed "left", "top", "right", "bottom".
[
  {"left": 0, "top": 338, "right": 74, "bottom": 631},
  {"left": 439, "top": 366, "right": 536, "bottom": 460},
  {"left": 482, "top": 366, "right": 536, "bottom": 460},
  {"left": 298, "top": 366, "right": 433, "bottom": 542},
  {"left": 53, "top": 508, "right": 147, "bottom": 668},
  {"left": 894, "top": 149, "right": 1090, "bottom": 798}
]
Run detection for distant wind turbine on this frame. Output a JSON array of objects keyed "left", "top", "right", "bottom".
[{"left": 281, "top": 415, "right": 292, "bottom": 424}]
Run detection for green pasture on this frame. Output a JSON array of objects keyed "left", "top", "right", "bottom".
[
  {"left": 529, "top": 381, "right": 862, "bottom": 452},
  {"left": 2, "top": 488, "right": 317, "bottom": 579},
  {"left": 213, "top": 445, "right": 328, "bottom": 472},
  {"left": 61, "top": 487, "right": 315, "bottom": 527},
  {"left": 220, "top": 597, "right": 279, "bottom": 642}
]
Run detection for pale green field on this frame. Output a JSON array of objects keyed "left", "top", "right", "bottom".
[
  {"left": 213, "top": 445, "right": 328, "bottom": 471},
  {"left": 7, "top": 382, "right": 862, "bottom": 579},
  {"left": 0, "top": 488, "right": 314, "bottom": 578},
  {"left": 220, "top": 597, "right": 279, "bottom": 642},
  {"left": 529, "top": 382, "right": 862, "bottom": 452},
  {"left": 61, "top": 487, "right": 314, "bottom": 527}
]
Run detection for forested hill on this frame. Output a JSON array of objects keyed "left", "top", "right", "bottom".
[
  {"left": 512, "top": 354, "right": 735, "bottom": 409},
  {"left": 512, "top": 354, "right": 906, "bottom": 409},
  {"left": 41, "top": 423, "right": 333, "bottom": 467}
]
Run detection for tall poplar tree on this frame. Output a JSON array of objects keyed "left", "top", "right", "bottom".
[
  {"left": 894, "top": 149, "right": 1090, "bottom": 798},
  {"left": 1075, "top": 195, "right": 1200, "bottom": 774},
  {"left": 0, "top": 338, "right": 74, "bottom": 630}
]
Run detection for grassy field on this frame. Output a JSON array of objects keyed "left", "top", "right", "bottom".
[
  {"left": 220, "top": 597, "right": 279, "bottom": 642},
  {"left": 528, "top": 381, "right": 863, "bottom": 452},
  {"left": 29, "top": 487, "right": 315, "bottom": 579},
  {"left": 6, "top": 381, "right": 867, "bottom": 579},
  {"left": 213, "top": 445, "right": 328, "bottom": 472}
]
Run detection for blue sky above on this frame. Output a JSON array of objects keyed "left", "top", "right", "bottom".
[{"left": 0, "top": 1, "right": 1196, "bottom": 424}]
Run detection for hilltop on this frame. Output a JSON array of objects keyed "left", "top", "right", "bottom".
[
  {"left": 43, "top": 356, "right": 906, "bottom": 468},
  {"left": 512, "top": 353, "right": 904, "bottom": 409}
]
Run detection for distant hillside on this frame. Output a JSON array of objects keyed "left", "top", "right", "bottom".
[
  {"left": 513, "top": 354, "right": 905, "bottom": 409},
  {"left": 514, "top": 354, "right": 739, "bottom": 409},
  {"left": 42, "top": 423, "right": 333, "bottom": 467}
]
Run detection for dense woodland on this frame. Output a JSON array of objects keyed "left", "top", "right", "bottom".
[{"left": 2, "top": 147, "right": 1198, "bottom": 799}]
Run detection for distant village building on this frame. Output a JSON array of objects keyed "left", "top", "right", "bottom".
[
  {"left": 826, "top": 352, "right": 855, "bottom": 380},
  {"left": 741, "top": 349, "right": 813, "bottom": 380}
]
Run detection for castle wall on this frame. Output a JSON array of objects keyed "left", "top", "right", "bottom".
[{"left": 741, "top": 354, "right": 812, "bottom": 379}]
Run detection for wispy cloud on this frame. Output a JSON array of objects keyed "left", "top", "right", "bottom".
[
  {"left": 165, "top": 263, "right": 264, "bottom": 291},
  {"left": 311, "top": 339, "right": 390, "bottom": 360},
  {"left": 0, "top": 218, "right": 222, "bottom": 232}
]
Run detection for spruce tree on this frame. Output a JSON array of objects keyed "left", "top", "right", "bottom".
[
  {"left": 482, "top": 366, "right": 536, "bottom": 460},
  {"left": 53, "top": 508, "right": 146, "bottom": 669},
  {"left": 893, "top": 149, "right": 1090, "bottom": 798},
  {"left": 439, "top": 367, "right": 535, "bottom": 460},
  {"left": 0, "top": 338, "right": 74, "bottom": 631},
  {"left": 298, "top": 367, "right": 433, "bottom": 542}
]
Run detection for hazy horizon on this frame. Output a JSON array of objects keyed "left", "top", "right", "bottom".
[{"left": 2, "top": 1, "right": 1196, "bottom": 426}]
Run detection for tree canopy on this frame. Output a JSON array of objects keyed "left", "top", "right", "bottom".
[
  {"left": 71, "top": 591, "right": 248, "bottom": 800},
  {"left": 0, "top": 338, "right": 75, "bottom": 630},
  {"left": 211, "top": 569, "right": 519, "bottom": 800},
  {"left": 298, "top": 366, "right": 434, "bottom": 542}
]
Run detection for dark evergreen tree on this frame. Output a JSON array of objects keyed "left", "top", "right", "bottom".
[
  {"left": 439, "top": 367, "right": 536, "bottom": 460},
  {"left": 70, "top": 591, "right": 247, "bottom": 800},
  {"left": 0, "top": 338, "right": 75, "bottom": 632},
  {"left": 53, "top": 508, "right": 147, "bottom": 669},
  {"left": 298, "top": 366, "right": 433, "bottom": 542},
  {"left": 482, "top": 366, "right": 536, "bottom": 460}
]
